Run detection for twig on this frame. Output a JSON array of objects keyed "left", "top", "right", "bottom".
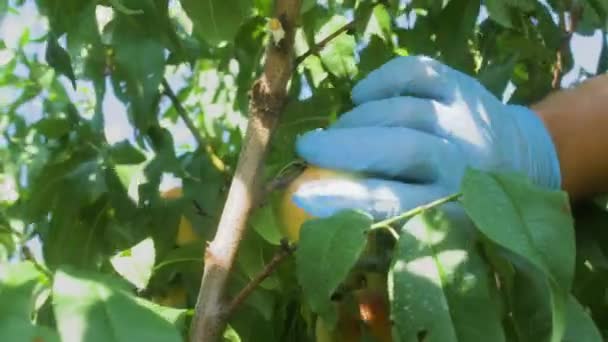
[
  {"left": 162, "top": 78, "right": 205, "bottom": 147},
  {"left": 294, "top": 2, "right": 384, "bottom": 68},
  {"left": 21, "top": 245, "right": 52, "bottom": 279},
  {"left": 224, "top": 241, "right": 296, "bottom": 318},
  {"left": 189, "top": 1, "right": 302, "bottom": 340},
  {"left": 162, "top": 78, "right": 228, "bottom": 174},
  {"left": 294, "top": 21, "right": 355, "bottom": 67},
  {"left": 263, "top": 160, "right": 306, "bottom": 195}
]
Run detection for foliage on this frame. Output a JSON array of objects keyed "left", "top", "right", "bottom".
[{"left": 0, "top": 0, "right": 607, "bottom": 341}]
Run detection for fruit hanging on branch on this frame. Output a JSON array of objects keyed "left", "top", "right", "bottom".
[
  {"left": 278, "top": 166, "right": 352, "bottom": 242},
  {"left": 279, "top": 166, "right": 394, "bottom": 341}
]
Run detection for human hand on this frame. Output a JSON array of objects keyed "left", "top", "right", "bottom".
[{"left": 292, "top": 56, "right": 561, "bottom": 220}]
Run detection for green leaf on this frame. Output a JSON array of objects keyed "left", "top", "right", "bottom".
[
  {"left": 389, "top": 209, "right": 505, "bottom": 342},
  {"left": 508, "top": 261, "right": 567, "bottom": 342},
  {"left": 236, "top": 229, "right": 279, "bottom": 290},
  {"left": 296, "top": 210, "right": 371, "bottom": 327},
  {"left": 35, "top": 117, "right": 72, "bottom": 138},
  {"left": 0, "top": 229, "right": 15, "bottom": 262},
  {"left": 110, "top": 237, "right": 156, "bottom": 290},
  {"left": 477, "top": 55, "right": 517, "bottom": 98},
  {"left": 228, "top": 272, "right": 276, "bottom": 321},
  {"left": 0, "top": 316, "right": 60, "bottom": 342},
  {"left": 371, "top": 5, "right": 392, "bottom": 41},
  {"left": 234, "top": 16, "right": 267, "bottom": 112},
  {"left": 0, "top": 261, "right": 47, "bottom": 319},
  {"left": 110, "top": 16, "right": 165, "bottom": 131},
  {"left": 36, "top": 0, "right": 97, "bottom": 41},
  {"left": 461, "top": 169, "right": 575, "bottom": 289},
  {"left": 109, "top": 140, "right": 147, "bottom": 165},
  {"left": 108, "top": 0, "right": 144, "bottom": 15},
  {"left": 576, "top": 0, "right": 608, "bottom": 35},
  {"left": 484, "top": 0, "right": 514, "bottom": 27},
  {"left": 435, "top": 0, "right": 480, "bottom": 73},
  {"left": 52, "top": 268, "right": 182, "bottom": 342},
  {"left": 182, "top": 0, "right": 253, "bottom": 46},
  {"left": 43, "top": 201, "right": 107, "bottom": 269},
  {"left": 354, "top": 1, "right": 376, "bottom": 35},
  {"left": 134, "top": 297, "right": 187, "bottom": 329},
  {"left": 563, "top": 295, "right": 603, "bottom": 342},
  {"left": 535, "top": 2, "right": 563, "bottom": 50},
  {"left": 461, "top": 169, "right": 575, "bottom": 341},
  {"left": 358, "top": 34, "right": 394, "bottom": 78},
  {"left": 396, "top": 21, "right": 437, "bottom": 57},
  {"left": 317, "top": 15, "right": 358, "bottom": 78},
  {"left": 251, "top": 203, "right": 283, "bottom": 246},
  {"left": 45, "top": 35, "right": 76, "bottom": 89},
  {"left": 227, "top": 304, "right": 278, "bottom": 341}
]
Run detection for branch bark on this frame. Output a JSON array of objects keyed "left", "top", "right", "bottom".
[{"left": 189, "top": 1, "right": 302, "bottom": 340}]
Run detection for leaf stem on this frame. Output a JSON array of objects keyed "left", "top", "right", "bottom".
[{"left": 370, "top": 193, "right": 461, "bottom": 230}]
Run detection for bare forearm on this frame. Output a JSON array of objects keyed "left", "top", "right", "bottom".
[{"left": 532, "top": 74, "right": 608, "bottom": 199}]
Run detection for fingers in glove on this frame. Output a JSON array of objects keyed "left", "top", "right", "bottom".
[
  {"left": 296, "top": 126, "right": 458, "bottom": 183},
  {"left": 292, "top": 177, "right": 449, "bottom": 220},
  {"left": 331, "top": 96, "right": 451, "bottom": 133},
  {"left": 351, "top": 55, "right": 473, "bottom": 104}
]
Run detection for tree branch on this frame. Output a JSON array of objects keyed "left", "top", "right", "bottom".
[
  {"left": 189, "top": 1, "right": 302, "bottom": 340},
  {"left": 294, "top": 2, "right": 384, "bottom": 68},
  {"left": 162, "top": 78, "right": 228, "bottom": 174},
  {"left": 294, "top": 20, "right": 354, "bottom": 67},
  {"left": 224, "top": 241, "right": 296, "bottom": 318},
  {"left": 162, "top": 78, "right": 205, "bottom": 147}
]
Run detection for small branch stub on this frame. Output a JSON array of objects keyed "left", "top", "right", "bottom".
[{"left": 268, "top": 17, "right": 285, "bottom": 47}]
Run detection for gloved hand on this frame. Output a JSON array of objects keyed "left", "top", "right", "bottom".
[{"left": 293, "top": 56, "right": 561, "bottom": 220}]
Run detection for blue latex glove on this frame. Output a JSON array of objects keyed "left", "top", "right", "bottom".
[{"left": 293, "top": 56, "right": 561, "bottom": 220}]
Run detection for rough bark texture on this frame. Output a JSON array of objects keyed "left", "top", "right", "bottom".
[{"left": 189, "top": 1, "right": 302, "bottom": 341}]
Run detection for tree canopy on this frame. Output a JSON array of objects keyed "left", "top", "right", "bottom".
[{"left": 1, "top": 0, "right": 608, "bottom": 341}]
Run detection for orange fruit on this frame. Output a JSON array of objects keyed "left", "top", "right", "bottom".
[
  {"left": 278, "top": 166, "right": 349, "bottom": 242},
  {"left": 160, "top": 187, "right": 199, "bottom": 246}
]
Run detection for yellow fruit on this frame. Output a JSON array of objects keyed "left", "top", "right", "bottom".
[
  {"left": 152, "top": 286, "right": 188, "bottom": 308},
  {"left": 160, "top": 187, "right": 199, "bottom": 246},
  {"left": 279, "top": 166, "right": 349, "bottom": 242}
]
